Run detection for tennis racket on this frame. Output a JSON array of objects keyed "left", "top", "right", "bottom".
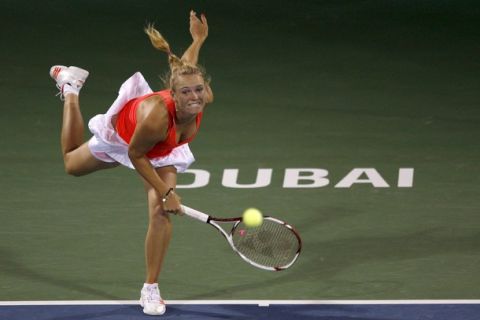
[{"left": 181, "top": 205, "right": 302, "bottom": 271}]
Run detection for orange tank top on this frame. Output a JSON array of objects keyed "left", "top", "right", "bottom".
[{"left": 115, "top": 89, "right": 203, "bottom": 158}]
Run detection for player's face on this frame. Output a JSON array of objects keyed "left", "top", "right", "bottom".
[{"left": 172, "top": 74, "right": 206, "bottom": 116}]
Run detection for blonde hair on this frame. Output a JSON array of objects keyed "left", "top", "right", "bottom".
[{"left": 144, "top": 24, "right": 210, "bottom": 90}]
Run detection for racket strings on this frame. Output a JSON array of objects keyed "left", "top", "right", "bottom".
[{"left": 232, "top": 219, "right": 299, "bottom": 268}]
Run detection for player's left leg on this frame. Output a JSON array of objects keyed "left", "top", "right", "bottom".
[
  {"left": 140, "top": 165, "right": 177, "bottom": 315},
  {"left": 50, "top": 66, "right": 119, "bottom": 176}
]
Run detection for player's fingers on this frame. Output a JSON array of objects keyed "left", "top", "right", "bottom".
[
  {"left": 164, "top": 206, "right": 178, "bottom": 214},
  {"left": 201, "top": 14, "right": 208, "bottom": 27},
  {"left": 174, "top": 206, "right": 185, "bottom": 216},
  {"left": 168, "top": 195, "right": 182, "bottom": 214},
  {"left": 190, "top": 10, "right": 199, "bottom": 21},
  {"left": 169, "top": 207, "right": 183, "bottom": 215}
]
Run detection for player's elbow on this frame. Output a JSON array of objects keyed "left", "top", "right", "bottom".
[
  {"left": 127, "top": 147, "right": 138, "bottom": 161},
  {"left": 128, "top": 146, "right": 143, "bottom": 162}
]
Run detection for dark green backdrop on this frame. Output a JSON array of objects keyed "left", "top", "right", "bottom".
[{"left": 1, "top": 0, "right": 479, "bottom": 300}]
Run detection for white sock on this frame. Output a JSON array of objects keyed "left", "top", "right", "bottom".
[
  {"left": 62, "top": 84, "right": 80, "bottom": 96},
  {"left": 143, "top": 283, "right": 158, "bottom": 289}
]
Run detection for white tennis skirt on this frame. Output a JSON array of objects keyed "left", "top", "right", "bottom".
[{"left": 87, "top": 72, "right": 195, "bottom": 172}]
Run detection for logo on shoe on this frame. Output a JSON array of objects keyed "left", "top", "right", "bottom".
[{"left": 52, "top": 67, "right": 62, "bottom": 79}]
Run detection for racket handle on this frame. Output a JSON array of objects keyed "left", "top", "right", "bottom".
[{"left": 181, "top": 205, "right": 210, "bottom": 223}]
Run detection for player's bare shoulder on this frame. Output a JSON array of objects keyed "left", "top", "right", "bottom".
[
  {"left": 137, "top": 95, "right": 169, "bottom": 127},
  {"left": 134, "top": 94, "right": 170, "bottom": 142}
]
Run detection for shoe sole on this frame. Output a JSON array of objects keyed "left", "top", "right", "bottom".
[{"left": 140, "top": 298, "right": 166, "bottom": 315}]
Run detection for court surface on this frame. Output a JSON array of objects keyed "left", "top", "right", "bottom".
[
  {"left": 1, "top": 0, "right": 479, "bottom": 319},
  {"left": 2, "top": 301, "right": 480, "bottom": 320}
]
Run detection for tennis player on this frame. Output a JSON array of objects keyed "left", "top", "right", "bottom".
[{"left": 49, "top": 11, "right": 212, "bottom": 316}]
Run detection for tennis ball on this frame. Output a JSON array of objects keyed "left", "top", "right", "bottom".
[{"left": 242, "top": 208, "right": 263, "bottom": 228}]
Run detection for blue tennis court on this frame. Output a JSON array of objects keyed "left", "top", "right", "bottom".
[{"left": 2, "top": 301, "right": 480, "bottom": 320}]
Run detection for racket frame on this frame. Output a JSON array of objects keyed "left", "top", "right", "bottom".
[{"left": 181, "top": 205, "right": 302, "bottom": 271}]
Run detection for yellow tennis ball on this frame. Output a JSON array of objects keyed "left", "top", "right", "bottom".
[{"left": 242, "top": 208, "right": 263, "bottom": 228}]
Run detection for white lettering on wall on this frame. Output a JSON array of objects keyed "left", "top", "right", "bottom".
[
  {"left": 176, "top": 169, "right": 210, "bottom": 189},
  {"left": 283, "top": 168, "right": 330, "bottom": 188},
  {"left": 175, "top": 168, "right": 414, "bottom": 188},
  {"left": 335, "top": 168, "right": 389, "bottom": 188},
  {"left": 222, "top": 168, "right": 272, "bottom": 188},
  {"left": 398, "top": 168, "right": 414, "bottom": 187}
]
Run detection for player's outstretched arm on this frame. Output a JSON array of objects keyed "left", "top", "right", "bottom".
[
  {"left": 182, "top": 10, "right": 213, "bottom": 103},
  {"left": 181, "top": 10, "right": 208, "bottom": 66}
]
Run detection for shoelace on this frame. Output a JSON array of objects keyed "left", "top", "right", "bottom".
[
  {"left": 55, "top": 81, "right": 82, "bottom": 101},
  {"left": 144, "top": 287, "right": 162, "bottom": 303},
  {"left": 55, "top": 84, "right": 65, "bottom": 101}
]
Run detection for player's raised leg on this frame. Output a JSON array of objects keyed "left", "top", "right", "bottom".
[{"left": 50, "top": 65, "right": 118, "bottom": 176}]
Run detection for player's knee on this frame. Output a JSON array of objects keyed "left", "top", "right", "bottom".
[
  {"left": 64, "top": 159, "right": 85, "bottom": 177},
  {"left": 149, "top": 206, "right": 171, "bottom": 225},
  {"left": 64, "top": 165, "right": 83, "bottom": 176}
]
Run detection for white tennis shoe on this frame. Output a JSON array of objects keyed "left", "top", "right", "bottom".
[
  {"left": 140, "top": 283, "right": 166, "bottom": 316},
  {"left": 49, "top": 65, "right": 89, "bottom": 99}
]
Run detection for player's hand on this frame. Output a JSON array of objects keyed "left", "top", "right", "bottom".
[
  {"left": 189, "top": 10, "right": 208, "bottom": 43},
  {"left": 162, "top": 190, "right": 183, "bottom": 215}
]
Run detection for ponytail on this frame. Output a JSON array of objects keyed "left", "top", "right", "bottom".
[
  {"left": 144, "top": 24, "right": 183, "bottom": 70},
  {"left": 144, "top": 23, "right": 210, "bottom": 89}
]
